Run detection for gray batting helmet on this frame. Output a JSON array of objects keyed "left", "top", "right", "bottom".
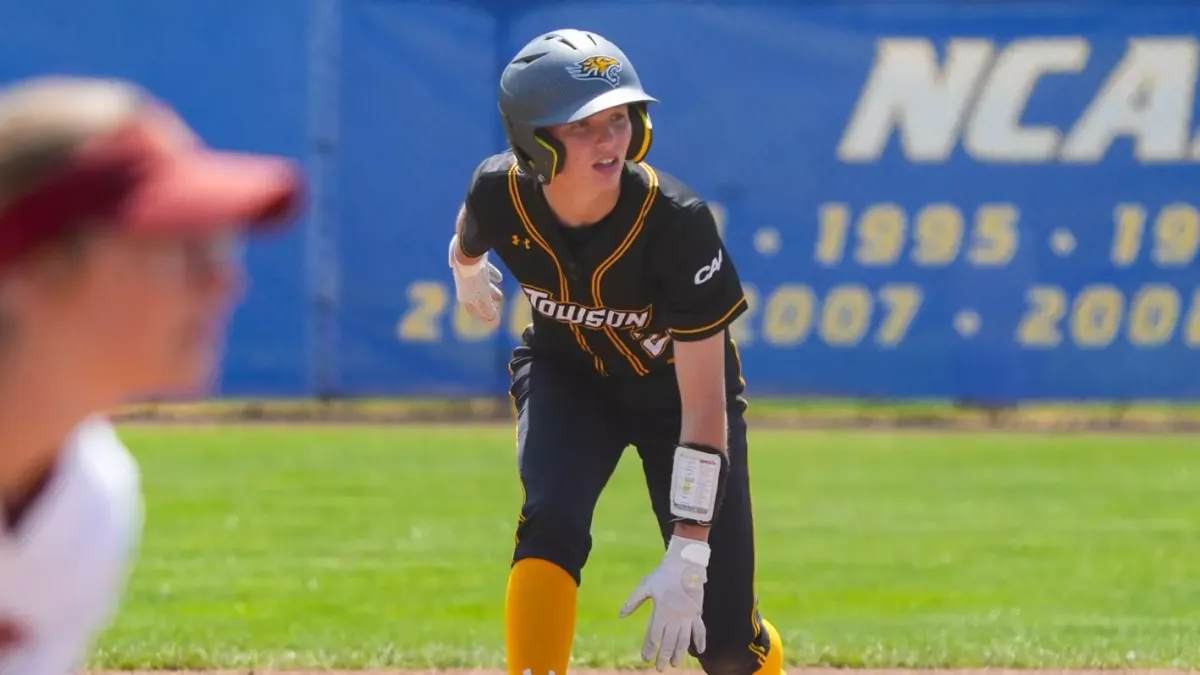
[{"left": 498, "top": 29, "right": 657, "bottom": 184}]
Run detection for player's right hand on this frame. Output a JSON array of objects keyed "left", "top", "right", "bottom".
[{"left": 448, "top": 234, "right": 503, "bottom": 325}]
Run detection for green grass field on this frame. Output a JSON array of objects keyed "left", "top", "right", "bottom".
[{"left": 89, "top": 424, "right": 1200, "bottom": 670}]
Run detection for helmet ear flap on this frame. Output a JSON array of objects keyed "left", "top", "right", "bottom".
[
  {"left": 502, "top": 112, "right": 567, "bottom": 184},
  {"left": 626, "top": 102, "right": 653, "bottom": 163},
  {"left": 532, "top": 129, "right": 566, "bottom": 183},
  {"left": 502, "top": 114, "right": 534, "bottom": 169}
]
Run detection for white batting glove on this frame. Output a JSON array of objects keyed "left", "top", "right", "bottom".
[
  {"left": 618, "top": 535, "right": 709, "bottom": 671},
  {"left": 448, "top": 234, "right": 503, "bottom": 325}
]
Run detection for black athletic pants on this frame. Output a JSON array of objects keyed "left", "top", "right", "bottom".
[{"left": 508, "top": 347, "right": 771, "bottom": 675}]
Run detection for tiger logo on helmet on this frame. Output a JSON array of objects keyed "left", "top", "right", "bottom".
[{"left": 566, "top": 55, "right": 623, "bottom": 88}]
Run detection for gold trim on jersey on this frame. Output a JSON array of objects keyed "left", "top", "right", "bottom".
[
  {"left": 507, "top": 162, "right": 607, "bottom": 375},
  {"left": 669, "top": 295, "right": 749, "bottom": 337},
  {"left": 591, "top": 162, "right": 659, "bottom": 376}
]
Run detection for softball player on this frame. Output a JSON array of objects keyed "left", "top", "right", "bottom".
[
  {"left": 448, "top": 29, "right": 786, "bottom": 675},
  {"left": 0, "top": 75, "right": 301, "bottom": 673}
]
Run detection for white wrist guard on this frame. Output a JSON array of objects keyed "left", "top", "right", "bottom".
[
  {"left": 669, "top": 443, "right": 729, "bottom": 526},
  {"left": 448, "top": 234, "right": 485, "bottom": 276}
]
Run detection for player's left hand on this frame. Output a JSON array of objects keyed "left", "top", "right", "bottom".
[{"left": 618, "top": 535, "right": 710, "bottom": 671}]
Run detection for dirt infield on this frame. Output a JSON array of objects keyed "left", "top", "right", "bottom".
[
  {"left": 85, "top": 669, "right": 1200, "bottom": 675},
  {"left": 87, "top": 662, "right": 1200, "bottom": 667}
]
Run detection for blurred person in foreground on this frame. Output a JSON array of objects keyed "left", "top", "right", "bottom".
[
  {"left": 0, "top": 75, "right": 302, "bottom": 673},
  {"left": 447, "top": 29, "right": 787, "bottom": 675}
]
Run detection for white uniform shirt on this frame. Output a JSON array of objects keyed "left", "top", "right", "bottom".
[{"left": 0, "top": 416, "right": 143, "bottom": 674}]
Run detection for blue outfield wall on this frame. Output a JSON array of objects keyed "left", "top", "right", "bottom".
[{"left": 3, "top": 0, "right": 1200, "bottom": 401}]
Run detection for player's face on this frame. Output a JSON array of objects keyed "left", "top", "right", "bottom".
[
  {"left": 17, "top": 227, "right": 246, "bottom": 398},
  {"left": 547, "top": 105, "right": 632, "bottom": 189}
]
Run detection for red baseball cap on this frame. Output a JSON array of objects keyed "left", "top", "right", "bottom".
[{"left": 0, "top": 79, "right": 305, "bottom": 266}]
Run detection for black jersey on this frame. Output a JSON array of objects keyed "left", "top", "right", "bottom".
[{"left": 459, "top": 150, "right": 748, "bottom": 395}]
